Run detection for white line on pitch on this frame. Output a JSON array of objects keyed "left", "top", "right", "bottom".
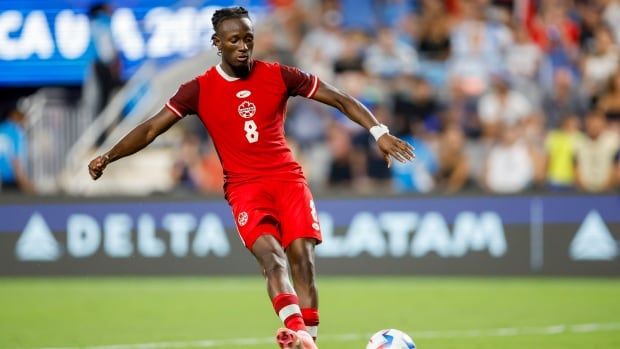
[{"left": 37, "top": 322, "right": 620, "bottom": 349}]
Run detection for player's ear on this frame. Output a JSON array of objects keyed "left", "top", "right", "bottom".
[{"left": 212, "top": 33, "right": 221, "bottom": 50}]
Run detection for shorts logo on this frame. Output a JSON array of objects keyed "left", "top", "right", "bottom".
[
  {"left": 237, "top": 212, "right": 249, "bottom": 226},
  {"left": 309, "top": 200, "right": 319, "bottom": 231},
  {"left": 238, "top": 101, "right": 256, "bottom": 118},
  {"left": 236, "top": 90, "right": 251, "bottom": 98}
]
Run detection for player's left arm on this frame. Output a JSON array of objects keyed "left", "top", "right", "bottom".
[{"left": 311, "top": 81, "right": 414, "bottom": 167}]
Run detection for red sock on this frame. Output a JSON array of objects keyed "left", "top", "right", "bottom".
[
  {"left": 301, "top": 308, "right": 319, "bottom": 341},
  {"left": 272, "top": 293, "right": 306, "bottom": 332}
]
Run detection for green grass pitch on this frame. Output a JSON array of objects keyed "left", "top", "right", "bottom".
[{"left": 1, "top": 277, "right": 619, "bottom": 349}]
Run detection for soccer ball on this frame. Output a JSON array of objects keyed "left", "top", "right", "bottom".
[{"left": 366, "top": 329, "right": 416, "bottom": 349}]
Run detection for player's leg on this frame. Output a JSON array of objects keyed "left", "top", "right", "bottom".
[
  {"left": 286, "top": 238, "right": 320, "bottom": 341},
  {"left": 251, "top": 234, "right": 318, "bottom": 349},
  {"left": 277, "top": 182, "right": 323, "bottom": 342},
  {"left": 251, "top": 233, "right": 297, "bottom": 300},
  {"left": 225, "top": 182, "right": 313, "bottom": 345}
]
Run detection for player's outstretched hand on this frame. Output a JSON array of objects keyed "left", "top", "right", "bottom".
[
  {"left": 88, "top": 155, "right": 110, "bottom": 180},
  {"left": 377, "top": 134, "right": 415, "bottom": 168}
]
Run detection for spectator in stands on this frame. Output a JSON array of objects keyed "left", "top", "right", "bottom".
[
  {"left": 574, "top": 111, "right": 620, "bottom": 192},
  {"left": 449, "top": 0, "right": 511, "bottom": 97},
  {"left": 417, "top": 0, "right": 452, "bottom": 62},
  {"left": 507, "top": 23, "right": 543, "bottom": 81},
  {"left": 534, "top": 1, "right": 581, "bottom": 90},
  {"left": 85, "top": 2, "right": 122, "bottom": 116},
  {"left": 253, "top": 22, "right": 296, "bottom": 66},
  {"left": 603, "top": 0, "right": 620, "bottom": 43},
  {"left": 171, "top": 133, "right": 224, "bottom": 195},
  {"left": 171, "top": 133, "right": 205, "bottom": 193},
  {"left": 506, "top": 24, "right": 543, "bottom": 104},
  {"left": 0, "top": 108, "right": 35, "bottom": 194},
  {"left": 596, "top": 69, "right": 620, "bottom": 131},
  {"left": 296, "top": 7, "right": 344, "bottom": 82},
  {"left": 287, "top": 99, "right": 331, "bottom": 148},
  {"left": 363, "top": 26, "right": 419, "bottom": 79},
  {"left": 391, "top": 76, "right": 441, "bottom": 136},
  {"left": 483, "top": 126, "right": 536, "bottom": 193},
  {"left": 331, "top": 70, "right": 385, "bottom": 132},
  {"left": 544, "top": 115, "right": 582, "bottom": 190},
  {"left": 263, "top": 1, "right": 306, "bottom": 57},
  {"left": 351, "top": 105, "right": 393, "bottom": 193},
  {"left": 529, "top": 0, "right": 580, "bottom": 51},
  {"left": 581, "top": 26, "right": 618, "bottom": 97},
  {"left": 445, "top": 80, "right": 481, "bottom": 139},
  {"left": 436, "top": 123, "right": 470, "bottom": 193},
  {"left": 575, "top": 0, "right": 603, "bottom": 50},
  {"left": 326, "top": 121, "right": 354, "bottom": 188},
  {"left": 542, "top": 68, "right": 587, "bottom": 129},
  {"left": 391, "top": 124, "right": 438, "bottom": 193},
  {"left": 478, "top": 73, "right": 534, "bottom": 140},
  {"left": 333, "top": 30, "right": 366, "bottom": 74},
  {"left": 416, "top": 0, "right": 452, "bottom": 87}
]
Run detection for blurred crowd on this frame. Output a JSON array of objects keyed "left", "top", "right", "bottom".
[
  {"left": 3, "top": 0, "right": 620, "bottom": 196},
  {"left": 174, "top": 0, "right": 620, "bottom": 195}
]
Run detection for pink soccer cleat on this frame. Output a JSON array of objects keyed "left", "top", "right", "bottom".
[{"left": 276, "top": 328, "right": 318, "bottom": 349}]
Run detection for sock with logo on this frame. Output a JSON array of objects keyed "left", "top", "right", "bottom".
[
  {"left": 301, "top": 308, "right": 319, "bottom": 341},
  {"left": 272, "top": 293, "right": 306, "bottom": 332}
]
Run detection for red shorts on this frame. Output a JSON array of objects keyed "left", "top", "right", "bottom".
[{"left": 225, "top": 180, "right": 323, "bottom": 250}]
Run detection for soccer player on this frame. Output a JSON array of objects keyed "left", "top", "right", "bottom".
[{"left": 88, "top": 7, "right": 414, "bottom": 349}]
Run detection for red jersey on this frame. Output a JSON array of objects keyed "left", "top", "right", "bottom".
[{"left": 166, "top": 60, "right": 320, "bottom": 184}]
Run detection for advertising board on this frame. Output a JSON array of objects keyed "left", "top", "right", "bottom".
[{"left": 0, "top": 195, "right": 618, "bottom": 275}]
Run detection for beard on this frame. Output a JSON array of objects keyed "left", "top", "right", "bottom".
[{"left": 231, "top": 60, "right": 252, "bottom": 78}]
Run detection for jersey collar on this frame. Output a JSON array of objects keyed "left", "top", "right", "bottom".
[{"left": 216, "top": 64, "right": 240, "bottom": 82}]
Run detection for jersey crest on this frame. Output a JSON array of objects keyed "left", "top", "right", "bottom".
[{"left": 237, "top": 100, "right": 256, "bottom": 119}]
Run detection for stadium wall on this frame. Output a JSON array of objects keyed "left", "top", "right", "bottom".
[{"left": 0, "top": 194, "right": 618, "bottom": 276}]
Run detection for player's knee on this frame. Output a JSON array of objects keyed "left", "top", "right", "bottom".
[{"left": 262, "top": 251, "right": 289, "bottom": 277}]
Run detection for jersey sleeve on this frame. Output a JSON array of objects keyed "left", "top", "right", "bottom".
[
  {"left": 166, "top": 79, "right": 199, "bottom": 117},
  {"left": 279, "top": 64, "right": 320, "bottom": 98}
]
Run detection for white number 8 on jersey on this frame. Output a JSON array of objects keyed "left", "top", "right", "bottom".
[{"left": 244, "top": 120, "right": 259, "bottom": 143}]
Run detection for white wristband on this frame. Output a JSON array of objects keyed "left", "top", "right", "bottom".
[{"left": 369, "top": 124, "right": 389, "bottom": 141}]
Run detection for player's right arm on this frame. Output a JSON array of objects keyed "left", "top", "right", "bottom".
[
  {"left": 89, "top": 78, "right": 198, "bottom": 180},
  {"left": 88, "top": 108, "right": 179, "bottom": 180}
]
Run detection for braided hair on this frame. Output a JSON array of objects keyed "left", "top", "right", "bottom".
[{"left": 211, "top": 6, "right": 250, "bottom": 33}]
